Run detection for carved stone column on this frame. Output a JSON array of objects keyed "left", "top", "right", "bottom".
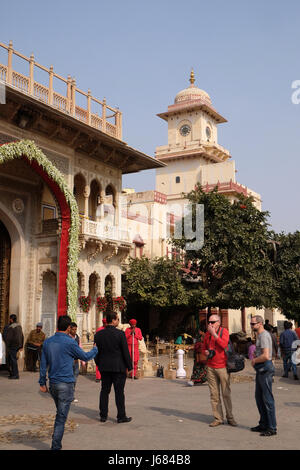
[
  {"left": 84, "top": 185, "right": 90, "bottom": 219},
  {"left": 82, "top": 312, "right": 88, "bottom": 343}
]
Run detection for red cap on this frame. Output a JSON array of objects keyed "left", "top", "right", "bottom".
[{"left": 129, "top": 319, "right": 137, "bottom": 326}]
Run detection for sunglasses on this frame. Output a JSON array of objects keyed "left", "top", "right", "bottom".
[
  {"left": 208, "top": 320, "right": 218, "bottom": 324},
  {"left": 250, "top": 322, "right": 259, "bottom": 326}
]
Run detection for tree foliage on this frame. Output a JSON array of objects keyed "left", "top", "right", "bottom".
[
  {"left": 122, "top": 256, "right": 191, "bottom": 308},
  {"left": 122, "top": 186, "right": 300, "bottom": 325},
  {"left": 271, "top": 231, "right": 300, "bottom": 322},
  {"left": 172, "top": 184, "right": 277, "bottom": 310}
]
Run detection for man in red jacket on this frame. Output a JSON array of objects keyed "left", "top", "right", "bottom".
[
  {"left": 202, "top": 314, "right": 237, "bottom": 427},
  {"left": 125, "top": 319, "right": 143, "bottom": 379}
]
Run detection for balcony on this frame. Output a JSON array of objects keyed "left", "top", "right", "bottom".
[
  {"left": 79, "top": 218, "right": 132, "bottom": 263},
  {"left": 0, "top": 41, "right": 122, "bottom": 140},
  {"left": 201, "top": 180, "right": 248, "bottom": 197},
  {"left": 80, "top": 218, "right": 131, "bottom": 244}
]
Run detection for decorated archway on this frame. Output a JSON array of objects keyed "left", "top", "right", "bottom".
[{"left": 0, "top": 140, "right": 79, "bottom": 319}]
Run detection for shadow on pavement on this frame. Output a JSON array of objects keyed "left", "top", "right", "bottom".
[
  {"left": 149, "top": 406, "right": 251, "bottom": 430},
  {"left": 149, "top": 406, "right": 212, "bottom": 424}
]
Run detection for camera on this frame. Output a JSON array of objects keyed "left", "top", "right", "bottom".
[{"left": 207, "top": 349, "right": 216, "bottom": 359}]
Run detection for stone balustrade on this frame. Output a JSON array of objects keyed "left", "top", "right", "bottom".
[
  {"left": 0, "top": 41, "right": 122, "bottom": 140},
  {"left": 80, "top": 218, "right": 131, "bottom": 243}
]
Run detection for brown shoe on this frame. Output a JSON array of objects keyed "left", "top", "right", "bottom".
[
  {"left": 227, "top": 419, "right": 238, "bottom": 427},
  {"left": 209, "top": 420, "right": 224, "bottom": 427}
]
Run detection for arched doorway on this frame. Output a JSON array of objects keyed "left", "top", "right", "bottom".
[
  {"left": 0, "top": 140, "right": 79, "bottom": 319},
  {"left": 0, "top": 221, "right": 11, "bottom": 330}
]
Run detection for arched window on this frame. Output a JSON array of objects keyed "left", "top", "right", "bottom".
[
  {"left": 89, "top": 179, "right": 101, "bottom": 221},
  {"left": 73, "top": 173, "right": 86, "bottom": 217}
]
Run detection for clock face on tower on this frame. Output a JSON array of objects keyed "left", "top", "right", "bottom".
[{"left": 179, "top": 124, "right": 191, "bottom": 137}]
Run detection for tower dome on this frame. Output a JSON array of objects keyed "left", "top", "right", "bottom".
[{"left": 174, "top": 70, "right": 212, "bottom": 105}]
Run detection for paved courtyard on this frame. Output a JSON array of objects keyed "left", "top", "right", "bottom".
[{"left": 0, "top": 358, "right": 299, "bottom": 451}]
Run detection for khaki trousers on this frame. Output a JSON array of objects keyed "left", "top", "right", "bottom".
[{"left": 207, "top": 367, "right": 234, "bottom": 423}]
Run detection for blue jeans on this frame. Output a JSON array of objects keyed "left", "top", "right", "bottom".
[
  {"left": 283, "top": 351, "right": 297, "bottom": 376},
  {"left": 49, "top": 382, "right": 74, "bottom": 450},
  {"left": 255, "top": 361, "right": 277, "bottom": 431},
  {"left": 73, "top": 362, "right": 80, "bottom": 389}
]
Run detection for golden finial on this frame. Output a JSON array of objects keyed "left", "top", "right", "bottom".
[{"left": 189, "top": 68, "right": 195, "bottom": 85}]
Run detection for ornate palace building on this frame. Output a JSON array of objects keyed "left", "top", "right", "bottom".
[{"left": 0, "top": 41, "right": 163, "bottom": 341}]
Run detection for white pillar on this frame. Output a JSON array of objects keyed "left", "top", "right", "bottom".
[{"left": 176, "top": 349, "right": 186, "bottom": 378}]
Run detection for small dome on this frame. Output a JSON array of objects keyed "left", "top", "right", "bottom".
[{"left": 174, "top": 70, "right": 212, "bottom": 105}]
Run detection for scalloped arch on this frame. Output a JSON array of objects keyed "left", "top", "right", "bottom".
[{"left": 0, "top": 140, "right": 79, "bottom": 320}]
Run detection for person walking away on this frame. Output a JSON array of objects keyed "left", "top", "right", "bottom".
[
  {"left": 125, "top": 319, "right": 143, "bottom": 379},
  {"left": 25, "top": 322, "right": 46, "bottom": 372},
  {"left": 250, "top": 315, "right": 277, "bottom": 436},
  {"left": 280, "top": 321, "right": 298, "bottom": 380},
  {"left": 39, "top": 315, "right": 98, "bottom": 451},
  {"left": 94, "top": 311, "right": 133, "bottom": 423},
  {"left": 201, "top": 314, "right": 237, "bottom": 427},
  {"left": 4, "top": 314, "right": 24, "bottom": 379},
  {"left": 95, "top": 318, "right": 107, "bottom": 382}
]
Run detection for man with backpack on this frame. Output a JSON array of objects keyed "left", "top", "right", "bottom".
[{"left": 202, "top": 314, "right": 237, "bottom": 428}]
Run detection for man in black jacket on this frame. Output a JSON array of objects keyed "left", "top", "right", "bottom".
[
  {"left": 4, "top": 314, "right": 24, "bottom": 379},
  {"left": 94, "top": 311, "right": 133, "bottom": 423}
]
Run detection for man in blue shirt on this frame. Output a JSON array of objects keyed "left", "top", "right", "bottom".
[
  {"left": 280, "top": 321, "right": 298, "bottom": 380},
  {"left": 39, "top": 315, "right": 98, "bottom": 450}
]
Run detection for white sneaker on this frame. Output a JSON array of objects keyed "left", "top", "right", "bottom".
[
  {"left": 73, "top": 398, "right": 78, "bottom": 403},
  {"left": 187, "top": 381, "right": 194, "bottom": 387}
]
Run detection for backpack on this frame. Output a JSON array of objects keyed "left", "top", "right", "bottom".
[{"left": 220, "top": 328, "right": 245, "bottom": 374}]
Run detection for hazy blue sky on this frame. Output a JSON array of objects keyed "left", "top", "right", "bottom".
[{"left": 1, "top": 0, "right": 300, "bottom": 233}]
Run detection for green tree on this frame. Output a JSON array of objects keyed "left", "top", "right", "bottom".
[
  {"left": 122, "top": 256, "right": 191, "bottom": 308},
  {"left": 172, "top": 184, "right": 277, "bottom": 312},
  {"left": 271, "top": 231, "right": 300, "bottom": 323}
]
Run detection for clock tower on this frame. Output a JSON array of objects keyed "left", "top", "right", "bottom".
[{"left": 155, "top": 70, "right": 234, "bottom": 203}]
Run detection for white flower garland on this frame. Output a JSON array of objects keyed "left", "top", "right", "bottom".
[{"left": 0, "top": 140, "right": 79, "bottom": 319}]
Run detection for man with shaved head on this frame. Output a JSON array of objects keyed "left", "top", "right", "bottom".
[{"left": 250, "top": 315, "right": 277, "bottom": 436}]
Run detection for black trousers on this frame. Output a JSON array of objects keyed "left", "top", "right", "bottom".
[
  {"left": 99, "top": 371, "right": 127, "bottom": 419},
  {"left": 7, "top": 347, "right": 19, "bottom": 377}
]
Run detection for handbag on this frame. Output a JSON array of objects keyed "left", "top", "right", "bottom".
[{"left": 220, "top": 328, "right": 245, "bottom": 374}]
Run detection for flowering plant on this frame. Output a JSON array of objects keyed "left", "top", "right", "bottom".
[
  {"left": 112, "top": 296, "right": 126, "bottom": 311},
  {"left": 79, "top": 296, "right": 91, "bottom": 313},
  {"left": 96, "top": 296, "right": 108, "bottom": 311}
]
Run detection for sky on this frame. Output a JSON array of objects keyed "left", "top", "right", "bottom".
[{"left": 1, "top": 0, "right": 300, "bottom": 233}]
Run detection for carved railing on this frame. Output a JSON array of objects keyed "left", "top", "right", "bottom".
[
  {"left": 80, "top": 219, "right": 130, "bottom": 243},
  {"left": 0, "top": 41, "right": 122, "bottom": 140},
  {"left": 202, "top": 180, "right": 248, "bottom": 196}
]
